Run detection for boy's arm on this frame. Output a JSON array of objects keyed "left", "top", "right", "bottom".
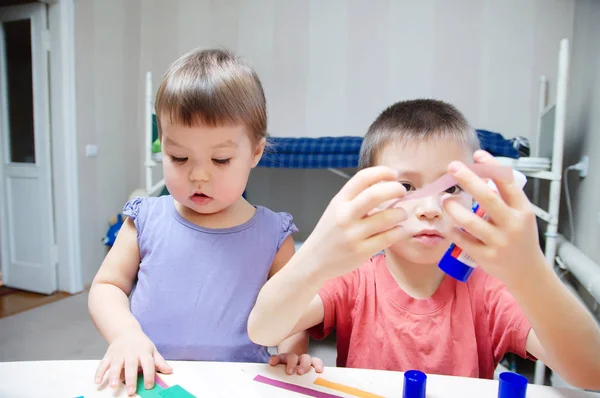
[
  {"left": 259, "top": 236, "right": 327, "bottom": 347},
  {"left": 249, "top": 245, "right": 328, "bottom": 347},
  {"left": 88, "top": 217, "right": 143, "bottom": 343},
  {"left": 510, "top": 257, "right": 600, "bottom": 390}
]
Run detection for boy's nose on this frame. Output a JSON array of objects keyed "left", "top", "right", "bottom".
[{"left": 416, "top": 196, "right": 442, "bottom": 219}]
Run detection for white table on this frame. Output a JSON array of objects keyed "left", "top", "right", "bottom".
[{"left": 0, "top": 360, "right": 598, "bottom": 398}]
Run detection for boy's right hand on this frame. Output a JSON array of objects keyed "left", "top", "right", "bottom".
[
  {"left": 300, "top": 166, "right": 407, "bottom": 280},
  {"left": 94, "top": 328, "right": 173, "bottom": 396}
]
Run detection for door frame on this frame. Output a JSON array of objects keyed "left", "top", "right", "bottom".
[
  {"left": 0, "top": 0, "right": 82, "bottom": 294},
  {"left": 47, "top": 0, "right": 82, "bottom": 293}
]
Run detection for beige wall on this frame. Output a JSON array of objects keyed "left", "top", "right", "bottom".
[{"left": 75, "top": 0, "right": 576, "bottom": 284}]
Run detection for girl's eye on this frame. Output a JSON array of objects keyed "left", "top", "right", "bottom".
[
  {"left": 212, "top": 158, "right": 231, "bottom": 165},
  {"left": 401, "top": 183, "right": 415, "bottom": 192},
  {"left": 445, "top": 185, "right": 463, "bottom": 195},
  {"left": 171, "top": 156, "right": 188, "bottom": 164}
]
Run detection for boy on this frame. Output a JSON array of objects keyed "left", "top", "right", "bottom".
[{"left": 248, "top": 99, "right": 600, "bottom": 389}]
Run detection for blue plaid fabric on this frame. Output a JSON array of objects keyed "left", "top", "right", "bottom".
[{"left": 257, "top": 130, "right": 521, "bottom": 169}]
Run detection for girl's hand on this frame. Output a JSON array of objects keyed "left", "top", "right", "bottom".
[
  {"left": 94, "top": 328, "right": 173, "bottom": 396},
  {"left": 300, "top": 166, "right": 408, "bottom": 280},
  {"left": 268, "top": 353, "right": 325, "bottom": 375},
  {"left": 442, "top": 150, "right": 545, "bottom": 286}
]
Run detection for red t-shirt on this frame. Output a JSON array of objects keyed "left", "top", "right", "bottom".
[{"left": 308, "top": 254, "right": 534, "bottom": 379}]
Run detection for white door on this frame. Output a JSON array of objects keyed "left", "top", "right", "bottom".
[{"left": 0, "top": 3, "right": 57, "bottom": 294}]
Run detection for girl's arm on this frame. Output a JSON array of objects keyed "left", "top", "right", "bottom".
[
  {"left": 88, "top": 217, "right": 172, "bottom": 395},
  {"left": 88, "top": 217, "right": 143, "bottom": 342}
]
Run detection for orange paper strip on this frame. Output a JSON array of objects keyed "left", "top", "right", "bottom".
[{"left": 313, "top": 377, "right": 384, "bottom": 398}]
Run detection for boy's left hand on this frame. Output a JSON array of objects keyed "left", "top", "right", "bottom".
[
  {"left": 442, "top": 150, "right": 546, "bottom": 286},
  {"left": 268, "top": 353, "right": 325, "bottom": 375}
]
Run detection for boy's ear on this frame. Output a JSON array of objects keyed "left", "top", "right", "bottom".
[{"left": 251, "top": 137, "right": 266, "bottom": 168}]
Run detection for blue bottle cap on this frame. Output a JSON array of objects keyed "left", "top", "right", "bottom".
[
  {"left": 438, "top": 250, "right": 475, "bottom": 282},
  {"left": 498, "top": 372, "right": 528, "bottom": 398},
  {"left": 403, "top": 370, "right": 426, "bottom": 398}
]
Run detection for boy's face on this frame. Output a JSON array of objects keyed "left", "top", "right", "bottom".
[
  {"left": 161, "top": 120, "right": 264, "bottom": 215},
  {"left": 377, "top": 139, "right": 474, "bottom": 266}
]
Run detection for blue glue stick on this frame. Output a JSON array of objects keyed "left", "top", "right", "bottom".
[
  {"left": 403, "top": 370, "right": 426, "bottom": 398},
  {"left": 438, "top": 169, "right": 527, "bottom": 282}
]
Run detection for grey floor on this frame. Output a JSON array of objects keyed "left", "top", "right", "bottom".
[{"left": 0, "top": 291, "right": 337, "bottom": 365}]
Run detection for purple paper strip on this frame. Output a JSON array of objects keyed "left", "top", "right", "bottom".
[
  {"left": 155, "top": 373, "right": 169, "bottom": 389},
  {"left": 253, "top": 374, "right": 342, "bottom": 398}
]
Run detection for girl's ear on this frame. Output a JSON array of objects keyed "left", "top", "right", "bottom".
[{"left": 251, "top": 137, "right": 266, "bottom": 168}]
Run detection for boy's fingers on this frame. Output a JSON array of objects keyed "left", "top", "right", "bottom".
[
  {"left": 351, "top": 181, "right": 406, "bottom": 218},
  {"left": 297, "top": 354, "right": 312, "bottom": 375},
  {"left": 473, "top": 150, "right": 529, "bottom": 210},
  {"left": 442, "top": 198, "right": 498, "bottom": 246},
  {"left": 445, "top": 227, "right": 485, "bottom": 259},
  {"left": 337, "top": 166, "right": 399, "bottom": 201},
  {"left": 359, "top": 207, "right": 407, "bottom": 239},
  {"left": 448, "top": 161, "right": 509, "bottom": 225},
  {"left": 361, "top": 224, "right": 405, "bottom": 255}
]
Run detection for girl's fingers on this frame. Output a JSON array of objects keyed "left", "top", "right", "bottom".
[
  {"left": 95, "top": 357, "right": 111, "bottom": 384},
  {"left": 124, "top": 357, "right": 139, "bottom": 396},
  {"left": 108, "top": 357, "right": 125, "bottom": 388},
  {"left": 297, "top": 354, "right": 312, "bottom": 375},
  {"left": 284, "top": 353, "right": 298, "bottom": 375},
  {"left": 153, "top": 350, "right": 173, "bottom": 374},
  {"left": 140, "top": 354, "right": 155, "bottom": 390},
  {"left": 268, "top": 355, "right": 281, "bottom": 367},
  {"left": 311, "top": 357, "right": 325, "bottom": 373},
  {"left": 442, "top": 198, "right": 500, "bottom": 246}
]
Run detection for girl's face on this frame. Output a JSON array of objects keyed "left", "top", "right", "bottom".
[{"left": 160, "top": 121, "right": 264, "bottom": 215}]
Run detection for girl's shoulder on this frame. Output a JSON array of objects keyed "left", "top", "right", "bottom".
[
  {"left": 253, "top": 206, "right": 298, "bottom": 249},
  {"left": 123, "top": 195, "right": 170, "bottom": 221}
]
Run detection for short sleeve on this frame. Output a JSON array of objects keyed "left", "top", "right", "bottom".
[
  {"left": 277, "top": 212, "right": 298, "bottom": 249},
  {"left": 123, "top": 197, "right": 145, "bottom": 235},
  {"left": 484, "top": 274, "right": 535, "bottom": 362},
  {"left": 308, "top": 270, "right": 360, "bottom": 340}
]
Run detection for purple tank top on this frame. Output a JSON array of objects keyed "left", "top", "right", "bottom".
[{"left": 122, "top": 195, "right": 297, "bottom": 362}]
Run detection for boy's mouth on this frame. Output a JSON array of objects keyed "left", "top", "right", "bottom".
[{"left": 413, "top": 229, "right": 443, "bottom": 245}]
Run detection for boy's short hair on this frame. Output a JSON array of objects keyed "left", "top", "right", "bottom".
[
  {"left": 155, "top": 48, "right": 267, "bottom": 145},
  {"left": 358, "top": 99, "right": 480, "bottom": 169}
]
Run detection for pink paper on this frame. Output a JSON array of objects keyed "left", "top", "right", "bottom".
[{"left": 386, "top": 164, "right": 514, "bottom": 209}]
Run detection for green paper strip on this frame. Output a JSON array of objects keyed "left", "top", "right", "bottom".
[{"left": 159, "top": 385, "right": 196, "bottom": 398}]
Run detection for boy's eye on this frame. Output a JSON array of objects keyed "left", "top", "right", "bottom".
[
  {"left": 401, "top": 183, "right": 415, "bottom": 192},
  {"left": 445, "top": 185, "right": 463, "bottom": 195},
  {"left": 171, "top": 156, "right": 188, "bottom": 164},
  {"left": 212, "top": 158, "right": 231, "bottom": 165}
]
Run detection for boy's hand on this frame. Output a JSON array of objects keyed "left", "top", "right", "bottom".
[
  {"left": 442, "top": 150, "right": 545, "bottom": 286},
  {"left": 300, "top": 166, "right": 407, "bottom": 280},
  {"left": 95, "top": 328, "right": 172, "bottom": 396},
  {"left": 268, "top": 353, "right": 325, "bottom": 375}
]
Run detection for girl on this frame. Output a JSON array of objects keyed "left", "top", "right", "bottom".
[{"left": 88, "top": 48, "right": 323, "bottom": 396}]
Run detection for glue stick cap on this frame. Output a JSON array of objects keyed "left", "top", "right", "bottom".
[
  {"left": 498, "top": 372, "right": 528, "bottom": 398},
  {"left": 438, "top": 244, "right": 475, "bottom": 282},
  {"left": 403, "top": 370, "right": 426, "bottom": 398}
]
